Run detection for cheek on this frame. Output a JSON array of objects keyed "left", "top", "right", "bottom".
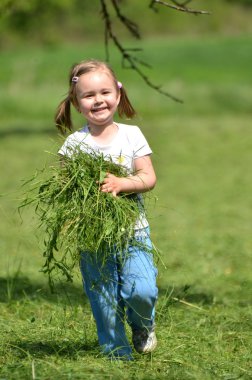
[
  {"left": 110, "top": 94, "right": 120, "bottom": 107},
  {"left": 79, "top": 100, "right": 91, "bottom": 112},
  {"left": 116, "top": 93, "right": 121, "bottom": 106}
]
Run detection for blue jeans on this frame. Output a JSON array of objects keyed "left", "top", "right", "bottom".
[{"left": 80, "top": 227, "right": 158, "bottom": 360}]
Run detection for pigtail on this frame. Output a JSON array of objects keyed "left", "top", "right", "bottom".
[
  {"left": 118, "top": 87, "right": 137, "bottom": 119},
  {"left": 55, "top": 97, "right": 73, "bottom": 135}
]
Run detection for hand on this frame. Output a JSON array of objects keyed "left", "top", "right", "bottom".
[
  {"left": 100, "top": 173, "right": 123, "bottom": 197},
  {"left": 100, "top": 155, "right": 156, "bottom": 196}
]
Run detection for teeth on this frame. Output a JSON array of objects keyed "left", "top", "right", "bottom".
[{"left": 93, "top": 108, "right": 105, "bottom": 112}]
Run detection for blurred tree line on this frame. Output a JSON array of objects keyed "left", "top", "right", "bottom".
[
  {"left": 0, "top": 0, "right": 100, "bottom": 46},
  {"left": 1, "top": 0, "right": 252, "bottom": 48}
]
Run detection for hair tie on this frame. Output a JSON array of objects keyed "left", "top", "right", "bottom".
[
  {"left": 117, "top": 81, "right": 122, "bottom": 89},
  {"left": 72, "top": 76, "right": 79, "bottom": 83}
]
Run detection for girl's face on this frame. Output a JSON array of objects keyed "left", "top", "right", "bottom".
[{"left": 75, "top": 69, "right": 120, "bottom": 128}]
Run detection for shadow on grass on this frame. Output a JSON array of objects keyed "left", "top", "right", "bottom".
[
  {"left": 159, "top": 283, "right": 252, "bottom": 309},
  {"left": 1, "top": 274, "right": 215, "bottom": 307},
  {"left": 158, "top": 284, "right": 215, "bottom": 307},
  {"left": 7, "top": 339, "right": 99, "bottom": 359},
  {"left": 0, "top": 275, "right": 88, "bottom": 306}
]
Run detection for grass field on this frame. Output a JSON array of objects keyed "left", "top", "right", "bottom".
[{"left": 0, "top": 35, "right": 252, "bottom": 379}]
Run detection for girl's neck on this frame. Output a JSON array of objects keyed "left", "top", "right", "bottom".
[{"left": 87, "top": 122, "right": 118, "bottom": 145}]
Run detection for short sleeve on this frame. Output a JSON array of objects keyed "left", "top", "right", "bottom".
[
  {"left": 131, "top": 126, "right": 152, "bottom": 159},
  {"left": 58, "top": 131, "right": 89, "bottom": 157},
  {"left": 58, "top": 139, "right": 70, "bottom": 156}
]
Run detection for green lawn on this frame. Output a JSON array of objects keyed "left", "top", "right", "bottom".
[{"left": 0, "top": 35, "right": 252, "bottom": 379}]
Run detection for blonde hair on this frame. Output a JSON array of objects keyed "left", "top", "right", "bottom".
[{"left": 55, "top": 60, "right": 136, "bottom": 134}]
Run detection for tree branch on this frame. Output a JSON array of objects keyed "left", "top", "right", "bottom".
[
  {"left": 149, "top": 0, "right": 211, "bottom": 15},
  {"left": 111, "top": 0, "right": 141, "bottom": 39},
  {"left": 100, "top": 0, "right": 182, "bottom": 102}
]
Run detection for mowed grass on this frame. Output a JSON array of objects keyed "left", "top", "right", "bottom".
[{"left": 0, "top": 35, "right": 252, "bottom": 379}]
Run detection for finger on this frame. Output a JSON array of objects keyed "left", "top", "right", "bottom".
[
  {"left": 101, "top": 185, "right": 110, "bottom": 192},
  {"left": 106, "top": 173, "right": 115, "bottom": 178}
]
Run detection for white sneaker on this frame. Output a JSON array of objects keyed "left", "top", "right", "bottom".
[{"left": 132, "top": 326, "right": 157, "bottom": 354}]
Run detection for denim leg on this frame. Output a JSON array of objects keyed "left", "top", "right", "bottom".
[
  {"left": 119, "top": 228, "right": 158, "bottom": 330},
  {"left": 80, "top": 252, "right": 132, "bottom": 359}
]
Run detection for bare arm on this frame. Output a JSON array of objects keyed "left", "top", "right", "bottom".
[{"left": 100, "top": 155, "right": 156, "bottom": 197}]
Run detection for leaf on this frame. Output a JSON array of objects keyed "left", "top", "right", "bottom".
[{"left": 99, "top": 170, "right": 107, "bottom": 183}]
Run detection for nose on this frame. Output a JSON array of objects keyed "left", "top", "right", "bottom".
[{"left": 94, "top": 93, "right": 103, "bottom": 103}]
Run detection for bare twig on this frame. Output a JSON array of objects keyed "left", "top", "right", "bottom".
[
  {"left": 149, "top": 0, "right": 211, "bottom": 15},
  {"left": 111, "top": 0, "right": 140, "bottom": 39},
  {"left": 100, "top": 0, "right": 182, "bottom": 102}
]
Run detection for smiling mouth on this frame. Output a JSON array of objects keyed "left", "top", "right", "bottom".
[{"left": 92, "top": 107, "right": 107, "bottom": 113}]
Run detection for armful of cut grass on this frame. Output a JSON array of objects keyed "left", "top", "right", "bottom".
[{"left": 20, "top": 146, "right": 158, "bottom": 289}]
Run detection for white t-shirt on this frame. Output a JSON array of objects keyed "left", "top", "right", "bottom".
[{"left": 58, "top": 123, "right": 152, "bottom": 229}]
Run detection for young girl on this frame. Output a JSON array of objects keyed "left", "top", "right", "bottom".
[{"left": 55, "top": 60, "right": 158, "bottom": 360}]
